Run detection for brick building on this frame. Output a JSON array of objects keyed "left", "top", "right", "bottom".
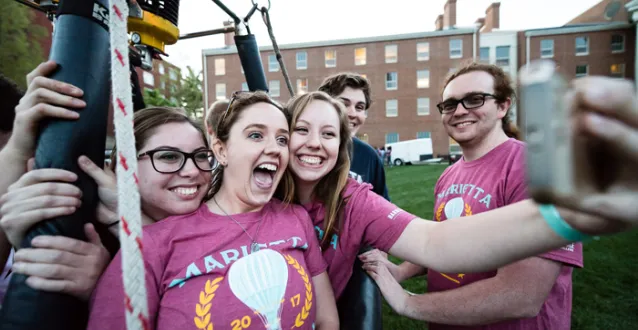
[
  {"left": 135, "top": 60, "right": 183, "bottom": 103},
  {"left": 202, "top": 0, "right": 479, "bottom": 157}
]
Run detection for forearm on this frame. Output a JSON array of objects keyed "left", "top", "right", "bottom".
[
  {"left": 423, "top": 200, "right": 573, "bottom": 273},
  {"left": 0, "top": 144, "right": 30, "bottom": 196},
  {"left": 396, "top": 262, "right": 426, "bottom": 282},
  {"left": 400, "top": 278, "right": 534, "bottom": 324}
]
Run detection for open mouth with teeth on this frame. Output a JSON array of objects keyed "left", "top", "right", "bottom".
[
  {"left": 298, "top": 155, "right": 324, "bottom": 167},
  {"left": 253, "top": 163, "right": 278, "bottom": 189},
  {"left": 169, "top": 185, "right": 201, "bottom": 199},
  {"left": 453, "top": 121, "right": 476, "bottom": 128}
]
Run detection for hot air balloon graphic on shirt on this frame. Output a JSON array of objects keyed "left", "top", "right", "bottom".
[
  {"left": 228, "top": 249, "right": 290, "bottom": 330},
  {"left": 444, "top": 197, "right": 465, "bottom": 219}
]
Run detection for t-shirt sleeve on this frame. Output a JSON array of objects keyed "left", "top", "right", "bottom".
[
  {"left": 347, "top": 185, "right": 416, "bottom": 252},
  {"left": 295, "top": 206, "right": 328, "bottom": 277},
  {"left": 87, "top": 234, "right": 163, "bottom": 330}
]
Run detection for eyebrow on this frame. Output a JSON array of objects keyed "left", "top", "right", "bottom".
[
  {"left": 244, "top": 123, "right": 289, "bottom": 135},
  {"left": 338, "top": 97, "right": 365, "bottom": 106},
  {"left": 296, "top": 119, "right": 337, "bottom": 130},
  {"left": 442, "top": 91, "right": 491, "bottom": 102},
  {"left": 144, "top": 146, "right": 208, "bottom": 153}
]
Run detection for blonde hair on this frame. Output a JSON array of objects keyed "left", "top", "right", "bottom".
[{"left": 284, "top": 91, "right": 352, "bottom": 249}]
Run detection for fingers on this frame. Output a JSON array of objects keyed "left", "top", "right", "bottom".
[
  {"left": 358, "top": 249, "right": 385, "bottom": 263},
  {"left": 27, "top": 158, "right": 35, "bottom": 171},
  {"left": 12, "top": 261, "right": 75, "bottom": 280},
  {"left": 1, "top": 195, "right": 81, "bottom": 215},
  {"left": 571, "top": 77, "right": 638, "bottom": 128},
  {"left": 0, "top": 207, "right": 77, "bottom": 246},
  {"left": 7, "top": 168, "right": 77, "bottom": 191},
  {"left": 84, "top": 223, "right": 103, "bottom": 247},
  {"left": 580, "top": 112, "right": 638, "bottom": 163},
  {"left": 4, "top": 182, "right": 81, "bottom": 203},
  {"left": 26, "top": 62, "right": 84, "bottom": 99},
  {"left": 14, "top": 248, "right": 85, "bottom": 268},
  {"left": 78, "top": 156, "right": 115, "bottom": 188},
  {"left": 26, "top": 61, "right": 58, "bottom": 86},
  {"left": 31, "top": 235, "right": 96, "bottom": 255},
  {"left": 25, "top": 277, "right": 76, "bottom": 296}
]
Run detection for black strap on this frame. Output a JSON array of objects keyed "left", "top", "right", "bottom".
[{"left": 57, "top": 0, "right": 110, "bottom": 32}]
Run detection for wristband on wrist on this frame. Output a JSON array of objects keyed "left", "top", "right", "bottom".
[
  {"left": 106, "top": 220, "right": 120, "bottom": 228},
  {"left": 538, "top": 204, "right": 593, "bottom": 242}
]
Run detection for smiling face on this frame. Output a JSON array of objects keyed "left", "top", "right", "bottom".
[
  {"left": 213, "top": 102, "right": 290, "bottom": 209},
  {"left": 441, "top": 71, "right": 508, "bottom": 145},
  {"left": 137, "top": 122, "right": 212, "bottom": 220},
  {"left": 289, "top": 100, "right": 341, "bottom": 188},
  {"left": 336, "top": 87, "right": 367, "bottom": 136}
]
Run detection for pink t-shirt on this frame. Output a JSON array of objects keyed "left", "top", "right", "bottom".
[
  {"left": 88, "top": 200, "right": 327, "bottom": 330},
  {"left": 428, "top": 139, "right": 583, "bottom": 330},
  {"left": 304, "top": 178, "right": 416, "bottom": 299}
]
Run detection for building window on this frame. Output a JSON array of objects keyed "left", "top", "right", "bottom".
[
  {"left": 325, "top": 50, "right": 337, "bottom": 68},
  {"left": 575, "top": 37, "right": 589, "bottom": 56},
  {"left": 385, "top": 72, "right": 398, "bottom": 90},
  {"left": 296, "top": 78, "right": 308, "bottom": 94},
  {"left": 169, "top": 69, "right": 178, "bottom": 81},
  {"left": 416, "top": 131, "right": 431, "bottom": 139},
  {"left": 269, "top": 80, "right": 280, "bottom": 97},
  {"left": 216, "top": 83, "right": 226, "bottom": 100},
  {"left": 355, "top": 47, "right": 366, "bottom": 66},
  {"left": 417, "top": 70, "right": 430, "bottom": 89},
  {"left": 495, "top": 46, "right": 510, "bottom": 67},
  {"left": 158, "top": 63, "right": 165, "bottom": 75},
  {"left": 385, "top": 44, "right": 398, "bottom": 63},
  {"left": 576, "top": 65, "right": 588, "bottom": 78},
  {"left": 385, "top": 99, "right": 398, "bottom": 117},
  {"left": 541, "top": 39, "right": 554, "bottom": 58},
  {"left": 268, "top": 54, "right": 279, "bottom": 72},
  {"left": 417, "top": 98, "right": 430, "bottom": 116},
  {"left": 417, "top": 42, "right": 430, "bottom": 61},
  {"left": 479, "top": 47, "right": 490, "bottom": 62},
  {"left": 610, "top": 63, "right": 625, "bottom": 78},
  {"left": 160, "top": 79, "right": 166, "bottom": 90},
  {"left": 215, "top": 58, "right": 225, "bottom": 76},
  {"left": 296, "top": 52, "right": 307, "bottom": 70},
  {"left": 143, "top": 71, "right": 154, "bottom": 86},
  {"left": 449, "top": 39, "right": 462, "bottom": 59},
  {"left": 385, "top": 132, "right": 399, "bottom": 144},
  {"left": 611, "top": 34, "right": 625, "bottom": 53},
  {"left": 241, "top": 82, "right": 248, "bottom": 91}
]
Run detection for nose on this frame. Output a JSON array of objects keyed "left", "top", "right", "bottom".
[
  {"left": 264, "top": 136, "right": 283, "bottom": 156},
  {"left": 452, "top": 102, "right": 469, "bottom": 116},
  {"left": 306, "top": 132, "right": 321, "bottom": 149},
  {"left": 346, "top": 105, "right": 357, "bottom": 119},
  {"left": 179, "top": 158, "right": 200, "bottom": 177}
]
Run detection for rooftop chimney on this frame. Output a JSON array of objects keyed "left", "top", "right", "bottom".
[
  {"left": 435, "top": 14, "right": 444, "bottom": 31},
  {"left": 443, "top": 0, "right": 457, "bottom": 29},
  {"left": 483, "top": 2, "right": 501, "bottom": 33},
  {"left": 475, "top": 17, "right": 485, "bottom": 30},
  {"left": 223, "top": 20, "right": 235, "bottom": 47}
]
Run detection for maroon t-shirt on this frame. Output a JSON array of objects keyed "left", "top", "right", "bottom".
[{"left": 428, "top": 139, "right": 583, "bottom": 330}]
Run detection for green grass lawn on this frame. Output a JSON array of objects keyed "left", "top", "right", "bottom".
[{"left": 381, "top": 165, "right": 638, "bottom": 329}]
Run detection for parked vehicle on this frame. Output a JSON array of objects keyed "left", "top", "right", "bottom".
[
  {"left": 385, "top": 138, "right": 433, "bottom": 166},
  {"left": 449, "top": 143, "right": 462, "bottom": 164}
]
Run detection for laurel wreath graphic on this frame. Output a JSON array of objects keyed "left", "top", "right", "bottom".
[
  {"left": 194, "top": 277, "right": 224, "bottom": 330},
  {"left": 464, "top": 203, "right": 472, "bottom": 216},
  {"left": 435, "top": 202, "right": 446, "bottom": 221},
  {"left": 284, "top": 254, "right": 313, "bottom": 329}
]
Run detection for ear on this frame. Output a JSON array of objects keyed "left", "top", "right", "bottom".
[
  {"left": 496, "top": 97, "right": 512, "bottom": 120},
  {"left": 211, "top": 138, "right": 228, "bottom": 166}
]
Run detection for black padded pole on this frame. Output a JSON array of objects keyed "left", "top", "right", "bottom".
[
  {"left": 235, "top": 34, "right": 269, "bottom": 92},
  {"left": 0, "top": 0, "right": 113, "bottom": 328}
]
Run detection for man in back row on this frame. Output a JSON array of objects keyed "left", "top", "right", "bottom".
[{"left": 362, "top": 62, "right": 583, "bottom": 330}]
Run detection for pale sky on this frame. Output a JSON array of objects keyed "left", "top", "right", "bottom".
[{"left": 164, "top": 0, "right": 602, "bottom": 73}]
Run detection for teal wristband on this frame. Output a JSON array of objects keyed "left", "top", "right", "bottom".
[{"left": 538, "top": 204, "right": 593, "bottom": 242}]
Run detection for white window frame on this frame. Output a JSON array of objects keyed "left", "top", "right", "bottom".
[
  {"left": 385, "top": 44, "right": 398, "bottom": 63},
  {"left": 215, "top": 58, "right": 225, "bottom": 76},
  {"left": 143, "top": 71, "right": 155, "bottom": 86},
  {"left": 575, "top": 37, "right": 589, "bottom": 56},
  {"left": 449, "top": 39, "right": 463, "bottom": 59},
  {"left": 354, "top": 47, "right": 366, "bottom": 66},
  {"left": 325, "top": 50, "right": 337, "bottom": 68},
  {"left": 417, "top": 98, "right": 430, "bottom": 116},
  {"left": 215, "top": 83, "right": 226, "bottom": 100},
  {"left": 385, "top": 99, "right": 398, "bottom": 117},
  {"left": 416, "top": 131, "right": 431, "bottom": 139},
  {"left": 296, "top": 78, "right": 308, "bottom": 94},
  {"left": 269, "top": 80, "right": 280, "bottom": 97},
  {"left": 169, "top": 69, "right": 178, "bottom": 81},
  {"left": 385, "top": 72, "right": 398, "bottom": 90},
  {"left": 268, "top": 54, "right": 279, "bottom": 72},
  {"left": 158, "top": 63, "right": 165, "bottom": 75},
  {"left": 241, "top": 82, "right": 248, "bottom": 91},
  {"left": 479, "top": 47, "right": 490, "bottom": 62},
  {"left": 417, "top": 69, "right": 430, "bottom": 89},
  {"left": 385, "top": 133, "right": 399, "bottom": 144},
  {"left": 417, "top": 42, "right": 430, "bottom": 61},
  {"left": 541, "top": 39, "right": 554, "bottom": 58},
  {"left": 296, "top": 51, "right": 307, "bottom": 70},
  {"left": 495, "top": 46, "right": 510, "bottom": 67},
  {"left": 611, "top": 34, "right": 625, "bottom": 53},
  {"left": 610, "top": 63, "right": 625, "bottom": 78},
  {"left": 575, "top": 65, "right": 588, "bottom": 78}
]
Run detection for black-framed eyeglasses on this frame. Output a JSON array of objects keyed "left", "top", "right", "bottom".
[
  {"left": 137, "top": 148, "right": 215, "bottom": 174},
  {"left": 436, "top": 93, "right": 499, "bottom": 114}
]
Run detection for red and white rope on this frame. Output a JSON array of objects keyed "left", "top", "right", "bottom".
[{"left": 108, "top": 1, "right": 149, "bottom": 330}]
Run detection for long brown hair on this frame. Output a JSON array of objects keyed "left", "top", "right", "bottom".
[
  {"left": 208, "top": 91, "right": 295, "bottom": 204},
  {"left": 110, "top": 106, "right": 209, "bottom": 169},
  {"left": 285, "top": 91, "right": 352, "bottom": 249},
  {"left": 443, "top": 62, "right": 520, "bottom": 140}
]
